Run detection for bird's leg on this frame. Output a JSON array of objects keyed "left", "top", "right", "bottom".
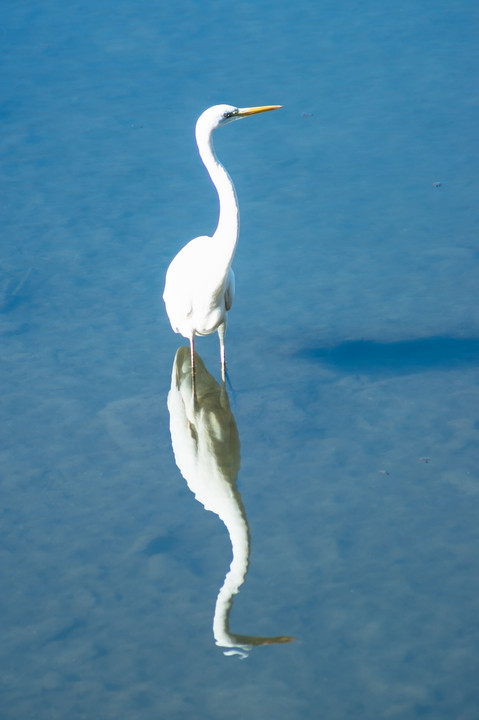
[
  {"left": 218, "top": 323, "right": 226, "bottom": 384},
  {"left": 189, "top": 334, "right": 197, "bottom": 397}
]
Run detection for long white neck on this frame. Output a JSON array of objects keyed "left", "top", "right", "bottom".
[{"left": 195, "top": 119, "right": 240, "bottom": 271}]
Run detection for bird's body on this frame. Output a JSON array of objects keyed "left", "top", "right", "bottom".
[
  {"left": 163, "top": 103, "right": 281, "bottom": 385},
  {"left": 164, "top": 236, "right": 236, "bottom": 340}
]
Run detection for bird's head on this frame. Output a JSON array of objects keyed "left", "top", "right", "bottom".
[{"left": 196, "top": 104, "right": 282, "bottom": 134}]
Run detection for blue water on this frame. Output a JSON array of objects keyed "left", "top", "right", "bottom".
[{"left": 1, "top": 1, "right": 479, "bottom": 718}]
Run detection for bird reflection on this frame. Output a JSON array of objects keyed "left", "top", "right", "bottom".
[{"left": 167, "top": 347, "right": 294, "bottom": 658}]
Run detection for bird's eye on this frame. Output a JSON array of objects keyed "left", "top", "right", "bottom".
[{"left": 223, "top": 111, "right": 233, "bottom": 119}]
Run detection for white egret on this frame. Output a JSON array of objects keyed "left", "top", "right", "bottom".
[{"left": 163, "top": 103, "right": 282, "bottom": 384}]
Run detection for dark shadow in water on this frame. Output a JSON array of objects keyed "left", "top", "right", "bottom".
[
  {"left": 0, "top": 268, "right": 34, "bottom": 314},
  {"left": 142, "top": 535, "right": 180, "bottom": 557},
  {"left": 43, "top": 619, "right": 87, "bottom": 645},
  {"left": 296, "top": 336, "right": 479, "bottom": 375}
]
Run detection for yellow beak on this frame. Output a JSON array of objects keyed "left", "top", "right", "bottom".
[{"left": 236, "top": 105, "right": 282, "bottom": 117}]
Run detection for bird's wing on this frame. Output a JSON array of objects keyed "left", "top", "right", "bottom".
[
  {"left": 163, "top": 265, "right": 194, "bottom": 333},
  {"left": 224, "top": 268, "right": 235, "bottom": 311}
]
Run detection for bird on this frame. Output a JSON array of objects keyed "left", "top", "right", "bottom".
[{"left": 163, "top": 103, "right": 282, "bottom": 387}]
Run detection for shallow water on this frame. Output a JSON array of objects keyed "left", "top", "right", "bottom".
[{"left": 1, "top": 1, "right": 479, "bottom": 718}]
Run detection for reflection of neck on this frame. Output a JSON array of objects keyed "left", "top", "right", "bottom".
[
  {"left": 212, "top": 491, "right": 252, "bottom": 657},
  {"left": 212, "top": 498, "right": 294, "bottom": 658}
]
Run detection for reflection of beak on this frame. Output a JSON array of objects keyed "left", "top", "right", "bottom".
[{"left": 236, "top": 105, "right": 282, "bottom": 117}]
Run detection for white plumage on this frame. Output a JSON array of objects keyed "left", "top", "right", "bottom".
[{"left": 163, "top": 103, "right": 281, "bottom": 385}]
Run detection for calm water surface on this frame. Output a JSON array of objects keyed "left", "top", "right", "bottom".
[{"left": 1, "top": 1, "right": 479, "bottom": 718}]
